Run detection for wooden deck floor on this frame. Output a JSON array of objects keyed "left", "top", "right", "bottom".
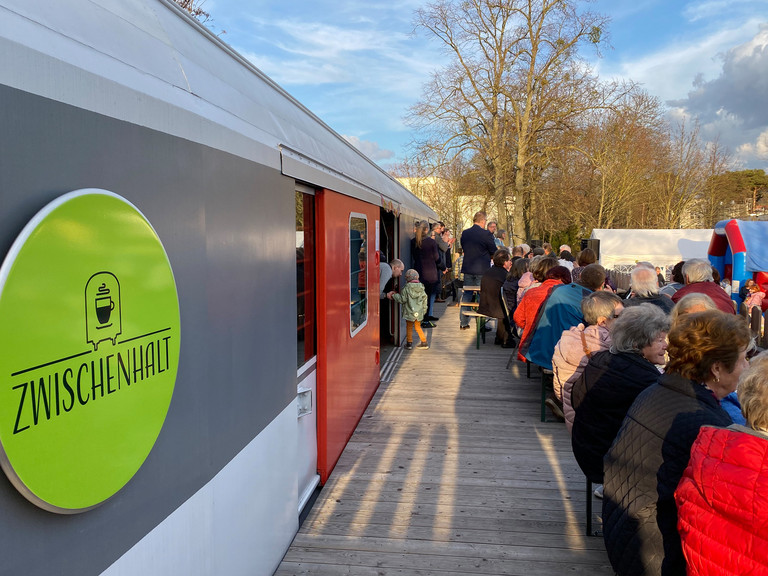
[{"left": 275, "top": 303, "right": 613, "bottom": 575}]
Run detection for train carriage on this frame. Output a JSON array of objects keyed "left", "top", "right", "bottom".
[{"left": 0, "top": 1, "right": 435, "bottom": 574}]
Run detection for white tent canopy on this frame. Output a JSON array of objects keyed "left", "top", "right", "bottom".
[{"left": 590, "top": 229, "right": 712, "bottom": 269}]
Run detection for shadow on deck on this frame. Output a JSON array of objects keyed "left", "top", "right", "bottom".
[{"left": 276, "top": 302, "right": 612, "bottom": 576}]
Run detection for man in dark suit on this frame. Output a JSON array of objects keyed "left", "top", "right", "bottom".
[{"left": 459, "top": 211, "right": 497, "bottom": 329}]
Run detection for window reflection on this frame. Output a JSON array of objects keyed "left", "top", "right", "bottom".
[
  {"left": 296, "top": 191, "right": 316, "bottom": 368},
  {"left": 350, "top": 216, "right": 367, "bottom": 333}
]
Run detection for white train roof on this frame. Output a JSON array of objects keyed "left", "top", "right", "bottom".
[{"left": 0, "top": 0, "right": 434, "bottom": 217}]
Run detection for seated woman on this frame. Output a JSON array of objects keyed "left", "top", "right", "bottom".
[
  {"left": 602, "top": 310, "right": 751, "bottom": 576},
  {"left": 516, "top": 255, "right": 541, "bottom": 303},
  {"left": 570, "top": 247, "right": 596, "bottom": 284},
  {"left": 555, "top": 290, "right": 624, "bottom": 433},
  {"left": 502, "top": 257, "right": 528, "bottom": 317},
  {"left": 477, "top": 249, "right": 514, "bottom": 347},
  {"left": 512, "top": 257, "right": 560, "bottom": 361},
  {"left": 668, "top": 292, "right": 717, "bottom": 324},
  {"left": 571, "top": 304, "right": 669, "bottom": 484},
  {"left": 670, "top": 293, "right": 746, "bottom": 425},
  {"left": 675, "top": 352, "right": 768, "bottom": 576}
]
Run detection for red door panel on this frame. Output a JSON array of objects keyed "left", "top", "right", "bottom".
[{"left": 316, "top": 189, "right": 380, "bottom": 482}]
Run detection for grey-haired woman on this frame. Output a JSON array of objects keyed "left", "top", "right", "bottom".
[{"left": 570, "top": 304, "right": 670, "bottom": 484}]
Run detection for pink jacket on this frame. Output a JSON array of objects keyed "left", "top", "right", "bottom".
[
  {"left": 516, "top": 272, "right": 536, "bottom": 303},
  {"left": 553, "top": 323, "right": 611, "bottom": 433},
  {"left": 745, "top": 290, "right": 765, "bottom": 311}
]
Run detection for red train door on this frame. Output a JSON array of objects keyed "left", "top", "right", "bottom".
[{"left": 315, "top": 189, "right": 380, "bottom": 482}]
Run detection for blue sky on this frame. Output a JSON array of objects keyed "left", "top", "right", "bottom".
[{"left": 204, "top": 0, "right": 768, "bottom": 171}]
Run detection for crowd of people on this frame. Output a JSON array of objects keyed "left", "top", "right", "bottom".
[{"left": 385, "top": 212, "right": 768, "bottom": 576}]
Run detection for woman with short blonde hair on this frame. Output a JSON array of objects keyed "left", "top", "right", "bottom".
[
  {"left": 669, "top": 292, "right": 717, "bottom": 327},
  {"left": 737, "top": 352, "right": 768, "bottom": 432}
]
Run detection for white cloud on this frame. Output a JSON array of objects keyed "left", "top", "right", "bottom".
[
  {"left": 594, "top": 15, "right": 768, "bottom": 169},
  {"left": 669, "top": 24, "right": 768, "bottom": 168},
  {"left": 240, "top": 51, "right": 351, "bottom": 85},
  {"left": 737, "top": 129, "right": 768, "bottom": 160},
  {"left": 343, "top": 135, "right": 395, "bottom": 160},
  {"left": 234, "top": 11, "right": 442, "bottom": 95},
  {"left": 682, "top": 0, "right": 764, "bottom": 23},
  {"left": 203, "top": 0, "right": 446, "bottom": 165},
  {"left": 229, "top": 4, "right": 448, "bottom": 158},
  {"left": 674, "top": 25, "right": 768, "bottom": 125},
  {"left": 594, "top": 0, "right": 664, "bottom": 22},
  {"left": 248, "top": 18, "right": 406, "bottom": 60},
  {"left": 595, "top": 20, "right": 761, "bottom": 102}
]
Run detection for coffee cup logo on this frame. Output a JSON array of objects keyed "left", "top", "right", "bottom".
[
  {"left": 85, "top": 272, "right": 121, "bottom": 350},
  {"left": 95, "top": 288, "right": 114, "bottom": 326}
]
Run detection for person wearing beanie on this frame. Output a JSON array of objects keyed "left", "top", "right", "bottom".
[{"left": 387, "top": 269, "right": 430, "bottom": 350}]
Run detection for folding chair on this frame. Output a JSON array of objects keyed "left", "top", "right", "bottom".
[{"left": 501, "top": 286, "right": 518, "bottom": 369}]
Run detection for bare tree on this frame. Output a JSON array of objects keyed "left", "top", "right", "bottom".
[
  {"left": 692, "top": 139, "right": 734, "bottom": 228},
  {"left": 410, "top": 0, "right": 616, "bottom": 243},
  {"left": 645, "top": 119, "right": 710, "bottom": 228},
  {"left": 172, "top": 0, "right": 211, "bottom": 22},
  {"left": 172, "top": 0, "right": 225, "bottom": 34},
  {"left": 562, "top": 89, "right": 663, "bottom": 229},
  {"left": 391, "top": 152, "right": 487, "bottom": 235}
]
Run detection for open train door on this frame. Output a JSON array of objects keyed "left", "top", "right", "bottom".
[
  {"left": 296, "top": 185, "right": 321, "bottom": 511},
  {"left": 379, "top": 206, "right": 399, "bottom": 349},
  {"left": 315, "top": 189, "right": 380, "bottom": 482}
]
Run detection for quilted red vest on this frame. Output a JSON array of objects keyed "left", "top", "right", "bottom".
[{"left": 675, "top": 425, "right": 768, "bottom": 575}]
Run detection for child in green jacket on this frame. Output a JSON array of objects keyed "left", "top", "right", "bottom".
[{"left": 387, "top": 269, "right": 429, "bottom": 350}]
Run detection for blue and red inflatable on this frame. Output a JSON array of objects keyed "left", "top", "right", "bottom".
[{"left": 708, "top": 219, "right": 768, "bottom": 310}]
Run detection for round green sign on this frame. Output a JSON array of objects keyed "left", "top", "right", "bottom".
[{"left": 0, "top": 190, "right": 180, "bottom": 513}]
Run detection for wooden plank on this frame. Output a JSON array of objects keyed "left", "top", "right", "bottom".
[
  {"left": 274, "top": 303, "right": 610, "bottom": 575},
  {"left": 279, "top": 548, "right": 611, "bottom": 575},
  {"left": 292, "top": 520, "right": 605, "bottom": 550},
  {"left": 316, "top": 477, "right": 592, "bottom": 503},
  {"left": 290, "top": 533, "right": 607, "bottom": 556}
]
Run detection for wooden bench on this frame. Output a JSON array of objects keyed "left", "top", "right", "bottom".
[{"left": 462, "top": 310, "right": 492, "bottom": 349}]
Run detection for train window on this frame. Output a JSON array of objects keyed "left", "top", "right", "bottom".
[
  {"left": 350, "top": 214, "right": 367, "bottom": 335},
  {"left": 296, "top": 190, "right": 316, "bottom": 368}
]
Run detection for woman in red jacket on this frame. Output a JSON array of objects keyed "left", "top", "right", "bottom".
[
  {"left": 513, "top": 258, "right": 565, "bottom": 362},
  {"left": 675, "top": 351, "right": 768, "bottom": 576}
]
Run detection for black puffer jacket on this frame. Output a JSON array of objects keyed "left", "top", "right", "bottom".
[
  {"left": 502, "top": 276, "right": 520, "bottom": 317},
  {"left": 602, "top": 373, "right": 732, "bottom": 576},
  {"left": 571, "top": 350, "right": 661, "bottom": 484},
  {"left": 623, "top": 294, "right": 675, "bottom": 315},
  {"left": 478, "top": 265, "right": 507, "bottom": 319}
]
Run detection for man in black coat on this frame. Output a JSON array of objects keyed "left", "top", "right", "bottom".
[
  {"left": 459, "top": 211, "right": 497, "bottom": 329},
  {"left": 477, "top": 249, "right": 514, "bottom": 346},
  {"left": 623, "top": 265, "right": 675, "bottom": 315}
]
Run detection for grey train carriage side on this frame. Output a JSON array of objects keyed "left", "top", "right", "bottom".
[{"left": 0, "top": 1, "right": 435, "bottom": 575}]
